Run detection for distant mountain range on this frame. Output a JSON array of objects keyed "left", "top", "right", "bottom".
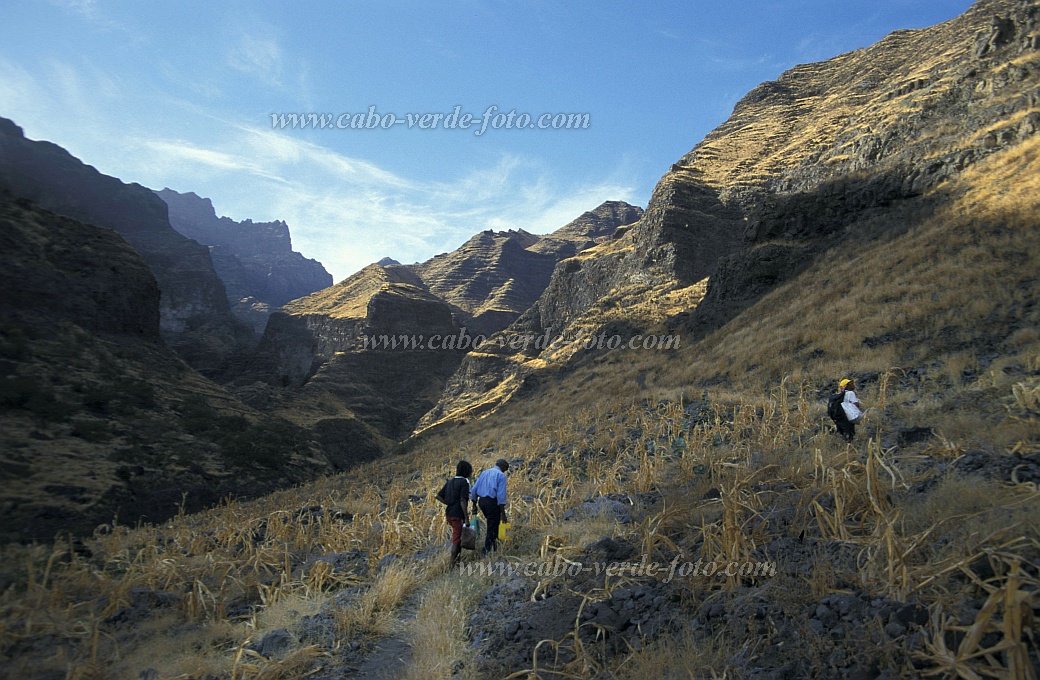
[{"left": 239, "top": 201, "right": 642, "bottom": 443}]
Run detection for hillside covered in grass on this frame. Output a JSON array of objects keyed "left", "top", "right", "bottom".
[{"left": 1, "top": 0, "right": 1039, "bottom": 678}]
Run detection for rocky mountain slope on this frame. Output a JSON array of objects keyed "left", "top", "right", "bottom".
[
  {"left": 156, "top": 188, "right": 332, "bottom": 335},
  {"left": 0, "top": 118, "right": 252, "bottom": 375},
  {"left": 242, "top": 202, "right": 641, "bottom": 444},
  {"left": 0, "top": 193, "right": 343, "bottom": 542},
  {"left": 418, "top": 0, "right": 1040, "bottom": 433},
  {"left": 249, "top": 263, "right": 464, "bottom": 442}
]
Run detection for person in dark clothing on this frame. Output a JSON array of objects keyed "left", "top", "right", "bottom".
[
  {"left": 439, "top": 460, "right": 472, "bottom": 569},
  {"left": 834, "top": 378, "right": 863, "bottom": 442},
  {"left": 471, "top": 458, "right": 508, "bottom": 555}
]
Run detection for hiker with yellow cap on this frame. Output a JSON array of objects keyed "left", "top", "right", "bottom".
[{"left": 827, "top": 378, "right": 864, "bottom": 442}]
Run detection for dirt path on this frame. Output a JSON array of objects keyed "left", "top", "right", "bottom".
[{"left": 330, "top": 589, "right": 425, "bottom": 679}]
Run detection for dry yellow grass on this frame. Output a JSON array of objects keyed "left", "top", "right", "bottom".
[
  {"left": 403, "top": 576, "right": 486, "bottom": 680},
  {"left": 0, "top": 362, "right": 1036, "bottom": 677},
  {"left": 334, "top": 560, "right": 421, "bottom": 637}
]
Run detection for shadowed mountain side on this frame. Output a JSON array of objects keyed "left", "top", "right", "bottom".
[
  {"left": 415, "top": 0, "right": 1040, "bottom": 434},
  {"left": 415, "top": 180, "right": 739, "bottom": 432},
  {"left": 289, "top": 350, "right": 469, "bottom": 442},
  {"left": 0, "top": 118, "right": 253, "bottom": 375},
  {"left": 156, "top": 189, "right": 333, "bottom": 335},
  {"left": 0, "top": 195, "right": 346, "bottom": 542},
  {"left": 257, "top": 264, "right": 457, "bottom": 385},
  {"left": 0, "top": 193, "right": 162, "bottom": 340},
  {"left": 229, "top": 264, "right": 465, "bottom": 444}
]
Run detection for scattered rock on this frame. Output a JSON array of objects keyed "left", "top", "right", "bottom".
[
  {"left": 253, "top": 629, "right": 295, "bottom": 658},
  {"left": 375, "top": 553, "right": 398, "bottom": 573}
]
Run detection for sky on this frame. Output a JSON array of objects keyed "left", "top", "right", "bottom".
[{"left": 1, "top": 0, "right": 975, "bottom": 282}]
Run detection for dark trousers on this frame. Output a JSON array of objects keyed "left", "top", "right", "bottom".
[
  {"left": 478, "top": 496, "right": 501, "bottom": 554},
  {"left": 836, "top": 419, "right": 855, "bottom": 442}
]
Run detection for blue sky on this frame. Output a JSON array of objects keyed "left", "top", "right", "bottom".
[{"left": 1, "top": 0, "right": 973, "bottom": 281}]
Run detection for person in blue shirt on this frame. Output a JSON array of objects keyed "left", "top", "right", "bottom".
[{"left": 470, "top": 459, "right": 509, "bottom": 555}]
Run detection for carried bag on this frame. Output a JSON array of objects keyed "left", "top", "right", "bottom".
[
  {"left": 460, "top": 525, "right": 476, "bottom": 550},
  {"left": 827, "top": 393, "right": 847, "bottom": 422},
  {"left": 842, "top": 401, "right": 863, "bottom": 423}
]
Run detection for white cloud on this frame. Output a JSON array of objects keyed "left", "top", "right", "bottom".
[{"left": 137, "top": 139, "right": 290, "bottom": 182}]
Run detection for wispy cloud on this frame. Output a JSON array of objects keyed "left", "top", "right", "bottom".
[
  {"left": 137, "top": 139, "right": 290, "bottom": 182},
  {"left": 227, "top": 33, "right": 285, "bottom": 87},
  {"left": 49, "top": 0, "right": 136, "bottom": 37}
]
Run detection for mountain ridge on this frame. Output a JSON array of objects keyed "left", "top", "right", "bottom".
[
  {"left": 239, "top": 202, "right": 642, "bottom": 444},
  {"left": 0, "top": 117, "right": 253, "bottom": 375}
]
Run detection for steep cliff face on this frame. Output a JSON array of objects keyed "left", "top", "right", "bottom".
[
  {"left": 248, "top": 264, "right": 463, "bottom": 441},
  {"left": 0, "top": 195, "right": 339, "bottom": 542},
  {"left": 418, "top": 0, "right": 1040, "bottom": 433},
  {"left": 260, "top": 264, "right": 455, "bottom": 383},
  {"left": 156, "top": 189, "right": 333, "bottom": 335},
  {"left": 0, "top": 119, "right": 251, "bottom": 374}
]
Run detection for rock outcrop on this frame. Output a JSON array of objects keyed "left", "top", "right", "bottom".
[
  {"left": 417, "top": 0, "right": 1040, "bottom": 432},
  {"left": 250, "top": 263, "right": 464, "bottom": 441},
  {"left": 155, "top": 189, "right": 333, "bottom": 335},
  {"left": 0, "top": 118, "right": 251, "bottom": 374}
]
